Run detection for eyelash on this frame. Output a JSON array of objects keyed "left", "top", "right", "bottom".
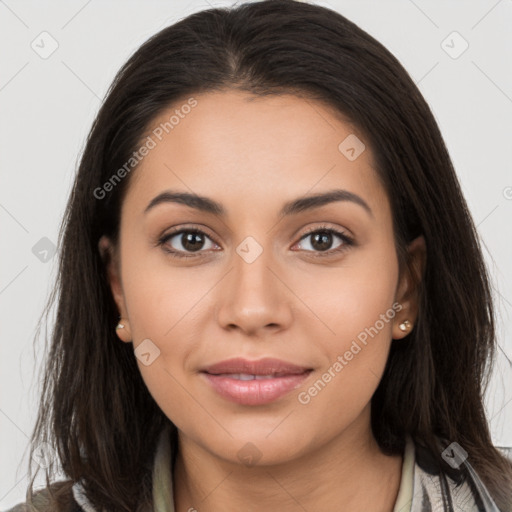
[{"left": 157, "top": 224, "right": 355, "bottom": 260}]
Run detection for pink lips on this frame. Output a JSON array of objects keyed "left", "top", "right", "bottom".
[{"left": 200, "top": 357, "right": 313, "bottom": 405}]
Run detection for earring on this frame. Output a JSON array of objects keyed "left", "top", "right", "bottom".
[
  {"left": 115, "top": 318, "right": 132, "bottom": 344},
  {"left": 116, "top": 316, "right": 125, "bottom": 330},
  {"left": 399, "top": 320, "right": 412, "bottom": 332}
]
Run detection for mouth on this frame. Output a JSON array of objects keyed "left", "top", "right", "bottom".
[
  {"left": 206, "top": 372, "right": 305, "bottom": 380},
  {"left": 199, "top": 358, "right": 313, "bottom": 405},
  {"left": 201, "top": 356, "right": 312, "bottom": 376}
]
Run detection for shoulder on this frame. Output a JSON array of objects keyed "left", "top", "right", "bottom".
[
  {"left": 413, "top": 440, "right": 512, "bottom": 511},
  {"left": 4, "top": 480, "right": 84, "bottom": 512}
]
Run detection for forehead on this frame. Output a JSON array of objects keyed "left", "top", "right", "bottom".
[{"left": 122, "top": 90, "right": 388, "bottom": 220}]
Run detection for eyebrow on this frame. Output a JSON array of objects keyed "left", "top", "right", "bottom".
[{"left": 144, "top": 189, "right": 373, "bottom": 218}]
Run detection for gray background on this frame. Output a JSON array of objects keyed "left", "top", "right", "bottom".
[{"left": 1, "top": 0, "right": 511, "bottom": 508}]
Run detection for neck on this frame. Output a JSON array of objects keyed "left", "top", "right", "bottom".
[{"left": 172, "top": 415, "right": 403, "bottom": 512}]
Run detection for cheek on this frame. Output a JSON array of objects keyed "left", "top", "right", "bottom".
[
  {"left": 307, "top": 239, "right": 399, "bottom": 348},
  {"left": 121, "top": 235, "right": 209, "bottom": 341},
  {"left": 304, "top": 243, "right": 399, "bottom": 404},
  {"left": 295, "top": 302, "right": 398, "bottom": 435},
  {"left": 136, "top": 356, "right": 204, "bottom": 437}
]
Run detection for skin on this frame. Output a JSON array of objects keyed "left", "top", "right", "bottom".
[{"left": 100, "top": 89, "right": 426, "bottom": 512}]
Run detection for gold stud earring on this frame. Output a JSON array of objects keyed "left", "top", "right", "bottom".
[{"left": 399, "top": 320, "right": 412, "bottom": 332}]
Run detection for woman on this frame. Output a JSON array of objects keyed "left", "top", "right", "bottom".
[{"left": 8, "top": 0, "right": 512, "bottom": 510}]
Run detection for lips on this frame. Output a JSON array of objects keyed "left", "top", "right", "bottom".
[
  {"left": 201, "top": 357, "right": 311, "bottom": 376},
  {"left": 200, "top": 357, "right": 313, "bottom": 405}
]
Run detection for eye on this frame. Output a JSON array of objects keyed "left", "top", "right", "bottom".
[
  {"left": 293, "top": 224, "right": 354, "bottom": 257},
  {"left": 158, "top": 227, "right": 220, "bottom": 259},
  {"left": 157, "top": 224, "right": 354, "bottom": 259}
]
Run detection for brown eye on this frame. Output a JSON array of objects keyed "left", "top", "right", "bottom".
[
  {"left": 304, "top": 230, "right": 336, "bottom": 251},
  {"left": 294, "top": 225, "right": 354, "bottom": 257},
  {"left": 159, "top": 228, "right": 219, "bottom": 258},
  {"left": 177, "top": 231, "right": 207, "bottom": 252}
]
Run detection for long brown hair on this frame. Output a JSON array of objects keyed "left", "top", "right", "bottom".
[{"left": 22, "top": 0, "right": 512, "bottom": 509}]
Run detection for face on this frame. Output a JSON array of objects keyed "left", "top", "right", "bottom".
[{"left": 100, "top": 89, "right": 424, "bottom": 466}]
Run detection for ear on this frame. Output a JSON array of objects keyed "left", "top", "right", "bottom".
[
  {"left": 98, "top": 235, "right": 132, "bottom": 343},
  {"left": 393, "top": 235, "right": 426, "bottom": 340}
]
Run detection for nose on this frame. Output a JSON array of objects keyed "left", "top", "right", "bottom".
[{"left": 215, "top": 241, "right": 293, "bottom": 337}]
